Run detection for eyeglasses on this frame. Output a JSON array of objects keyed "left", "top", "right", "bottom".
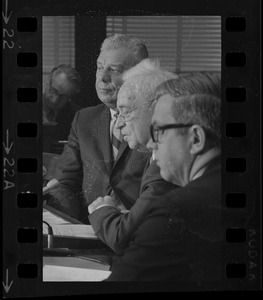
[
  {"left": 118, "top": 106, "right": 138, "bottom": 122},
  {"left": 150, "top": 123, "right": 193, "bottom": 143},
  {"left": 118, "top": 98, "right": 156, "bottom": 122}
]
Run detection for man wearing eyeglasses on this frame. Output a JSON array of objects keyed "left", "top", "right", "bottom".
[
  {"left": 42, "top": 64, "right": 82, "bottom": 153},
  {"left": 88, "top": 58, "right": 177, "bottom": 254},
  {"left": 106, "top": 80, "right": 225, "bottom": 285},
  {"left": 88, "top": 69, "right": 221, "bottom": 256}
]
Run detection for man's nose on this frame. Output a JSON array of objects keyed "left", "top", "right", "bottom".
[
  {"left": 115, "top": 115, "right": 125, "bottom": 130},
  {"left": 100, "top": 68, "right": 111, "bottom": 82},
  {"left": 146, "top": 137, "right": 157, "bottom": 151}
]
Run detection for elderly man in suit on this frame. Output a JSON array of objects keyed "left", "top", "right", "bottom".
[
  {"left": 88, "top": 64, "right": 222, "bottom": 258},
  {"left": 88, "top": 58, "right": 177, "bottom": 254},
  {"left": 46, "top": 34, "right": 150, "bottom": 222},
  {"left": 106, "top": 77, "right": 226, "bottom": 287}
]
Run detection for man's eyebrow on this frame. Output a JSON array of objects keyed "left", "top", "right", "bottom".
[
  {"left": 96, "top": 61, "right": 123, "bottom": 67},
  {"left": 118, "top": 104, "right": 129, "bottom": 110},
  {"left": 110, "top": 63, "right": 123, "bottom": 67},
  {"left": 110, "top": 64, "right": 124, "bottom": 70}
]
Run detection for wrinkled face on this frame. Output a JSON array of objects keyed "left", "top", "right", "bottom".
[
  {"left": 95, "top": 48, "right": 134, "bottom": 110},
  {"left": 147, "top": 94, "right": 192, "bottom": 186},
  {"left": 116, "top": 85, "right": 154, "bottom": 152},
  {"left": 44, "top": 72, "right": 77, "bottom": 110}
]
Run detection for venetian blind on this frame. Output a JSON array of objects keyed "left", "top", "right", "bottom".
[
  {"left": 106, "top": 16, "right": 221, "bottom": 73},
  {"left": 42, "top": 16, "right": 75, "bottom": 86}
]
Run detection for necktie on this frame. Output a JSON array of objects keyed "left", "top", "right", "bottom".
[{"left": 112, "top": 113, "right": 122, "bottom": 160}]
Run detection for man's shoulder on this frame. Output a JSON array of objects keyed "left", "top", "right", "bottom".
[
  {"left": 76, "top": 103, "right": 109, "bottom": 121},
  {"left": 79, "top": 103, "right": 108, "bottom": 115},
  {"left": 147, "top": 162, "right": 221, "bottom": 213}
]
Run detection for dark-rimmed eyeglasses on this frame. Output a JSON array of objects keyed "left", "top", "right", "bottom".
[{"left": 150, "top": 123, "right": 193, "bottom": 143}]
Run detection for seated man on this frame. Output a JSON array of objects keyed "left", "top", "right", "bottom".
[
  {"left": 88, "top": 58, "right": 177, "bottom": 254},
  {"left": 106, "top": 82, "right": 226, "bottom": 286},
  {"left": 43, "top": 64, "right": 82, "bottom": 153},
  {"left": 45, "top": 34, "right": 150, "bottom": 223},
  {"left": 88, "top": 62, "right": 222, "bottom": 256}
]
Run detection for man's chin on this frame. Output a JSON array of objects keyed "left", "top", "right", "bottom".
[
  {"left": 98, "top": 96, "right": 117, "bottom": 109},
  {"left": 160, "top": 169, "right": 169, "bottom": 182},
  {"left": 126, "top": 140, "right": 136, "bottom": 150}
]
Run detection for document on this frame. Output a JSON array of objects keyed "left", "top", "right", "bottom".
[
  {"left": 43, "top": 205, "right": 98, "bottom": 240},
  {"left": 43, "top": 256, "right": 111, "bottom": 281},
  {"left": 43, "top": 223, "right": 98, "bottom": 240},
  {"left": 42, "top": 205, "right": 105, "bottom": 249}
]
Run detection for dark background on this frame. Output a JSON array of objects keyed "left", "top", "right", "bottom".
[{"left": 75, "top": 16, "right": 106, "bottom": 108}]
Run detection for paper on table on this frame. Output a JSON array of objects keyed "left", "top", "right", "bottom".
[
  {"left": 43, "top": 256, "right": 111, "bottom": 281},
  {"left": 43, "top": 265, "right": 111, "bottom": 281},
  {"left": 43, "top": 208, "right": 71, "bottom": 225},
  {"left": 43, "top": 208, "right": 98, "bottom": 239},
  {"left": 43, "top": 223, "right": 98, "bottom": 239}
]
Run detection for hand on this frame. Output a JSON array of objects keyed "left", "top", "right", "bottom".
[
  {"left": 42, "top": 178, "right": 59, "bottom": 195},
  {"left": 88, "top": 195, "right": 127, "bottom": 214}
]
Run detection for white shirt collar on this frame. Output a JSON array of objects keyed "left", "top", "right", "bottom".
[{"left": 110, "top": 109, "right": 118, "bottom": 120}]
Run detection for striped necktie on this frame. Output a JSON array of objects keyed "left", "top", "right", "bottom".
[{"left": 112, "top": 113, "right": 122, "bottom": 160}]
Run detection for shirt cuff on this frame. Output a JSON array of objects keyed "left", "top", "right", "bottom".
[{"left": 91, "top": 204, "right": 116, "bottom": 213}]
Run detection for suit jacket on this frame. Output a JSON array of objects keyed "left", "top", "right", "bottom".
[
  {"left": 88, "top": 160, "right": 176, "bottom": 255},
  {"left": 47, "top": 103, "right": 150, "bottom": 222},
  {"left": 106, "top": 157, "right": 233, "bottom": 287},
  {"left": 43, "top": 101, "right": 82, "bottom": 153}
]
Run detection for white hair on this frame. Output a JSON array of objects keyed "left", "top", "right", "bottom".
[{"left": 120, "top": 58, "right": 178, "bottom": 106}]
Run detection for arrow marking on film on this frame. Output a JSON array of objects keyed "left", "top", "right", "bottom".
[
  {"left": 2, "top": 0, "right": 13, "bottom": 24},
  {"left": 2, "top": 129, "right": 13, "bottom": 155},
  {"left": 2, "top": 269, "right": 13, "bottom": 294}
]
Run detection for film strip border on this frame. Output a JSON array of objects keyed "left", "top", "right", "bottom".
[{"left": 2, "top": 2, "right": 261, "bottom": 297}]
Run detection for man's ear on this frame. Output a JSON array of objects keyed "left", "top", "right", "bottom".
[{"left": 189, "top": 125, "right": 206, "bottom": 155}]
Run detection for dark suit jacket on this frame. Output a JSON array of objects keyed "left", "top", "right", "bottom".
[
  {"left": 43, "top": 101, "right": 82, "bottom": 153},
  {"left": 47, "top": 104, "right": 150, "bottom": 222},
  {"left": 106, "top": 157, "right": 231, "bottom": 287},
  {"left": 89, "top": 160, "right": 176, "bottom": 255}
]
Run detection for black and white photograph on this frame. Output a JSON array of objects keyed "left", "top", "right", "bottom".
[{"left": 2, "top": 0, "right": 261, "bottom": 297}]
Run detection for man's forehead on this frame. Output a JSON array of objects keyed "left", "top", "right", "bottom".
[{"left": 97, "top": 47, "right": 133, "bottom": 66}]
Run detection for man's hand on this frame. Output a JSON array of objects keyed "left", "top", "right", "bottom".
[
  {"left": 43, "top": 178, "right": 60, "bottom": 195},
  {"left": 88, "top": 195, "right": 127, "bottom": 214}
]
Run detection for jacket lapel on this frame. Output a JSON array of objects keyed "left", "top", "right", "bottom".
[
  {"left": 112, "top": 139, "right": 128, "bottom": 168},
  {"left": 98, "top": 107, "right": 114, "bottom": 173},
  {"left": 115, "top": 140, "right": 128, "bottom": 160}
]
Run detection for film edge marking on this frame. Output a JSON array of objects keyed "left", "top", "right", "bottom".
[{"left": 2, "top": 269, "right": 13, "bottom": 294}]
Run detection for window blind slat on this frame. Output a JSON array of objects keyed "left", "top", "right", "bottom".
[
  {"left": 43, "top": 16, "right": 75, "bottom": 82},
  {"left": 107, "top": 16, "right": 221, "bottom": 73}
]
